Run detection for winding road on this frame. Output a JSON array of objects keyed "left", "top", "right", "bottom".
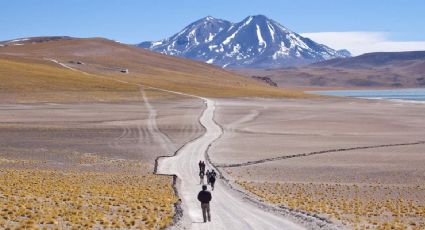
[
  {"left": 158, "top": 99, "right": 303, "bottom": 230},
  {"left": 48, "top": 59, "right": 304, "bottom": 229}
]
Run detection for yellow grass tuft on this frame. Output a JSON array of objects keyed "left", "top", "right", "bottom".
[
  {"left": 238, "top": 181, "right": 425, "bottom": 230},
  {"left": 0, "top": 168, "right": 177, "bottom": 229}
]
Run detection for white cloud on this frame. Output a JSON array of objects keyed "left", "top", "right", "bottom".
[{"left": 300, "top": 31, "right": 425, "bottom": 56}]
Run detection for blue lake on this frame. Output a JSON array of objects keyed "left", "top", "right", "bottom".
[{"left": 309, "top": 88, "right": 425, "bottom": 102}]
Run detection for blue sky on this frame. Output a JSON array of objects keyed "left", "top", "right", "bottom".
[{"left": 1, "top": 0, "right": 425, "bottom": 54}]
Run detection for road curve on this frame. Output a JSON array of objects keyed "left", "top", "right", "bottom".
[
  {"left": 46, "top": 59, "right": 304, "bottom": 229},
  {"left": 158, "top": 99, "right": 303, "bottom": 230}
]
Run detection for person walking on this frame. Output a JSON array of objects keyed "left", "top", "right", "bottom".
[
  {"left": 210, "top": 174, "right": 216, "bottom": 190},
  {"left": 197, "top": 185, "right": 212, "bottom": 222},
  {"left": 211, "top": 169, "right": 217, "bottom": 179},
  {"left": 206, "top": 170, "right": 211, "bottom": 184},
  {"left": 198, "top": 160, "right": 202, "bottom": 172},
  {"left": 199, "top": 170, "right": 205, "bottom": 184},
  {"left": 201, "top": 161, "right": 206, "bottom": 173}
]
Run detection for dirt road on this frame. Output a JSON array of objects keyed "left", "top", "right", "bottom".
[{"left": 157, "top": 99, "right": 303, "bottom": 229}]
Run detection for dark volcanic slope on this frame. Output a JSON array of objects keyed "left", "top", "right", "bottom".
[{"left": 237, "top": 51, "right": 425, "bottom": 88}]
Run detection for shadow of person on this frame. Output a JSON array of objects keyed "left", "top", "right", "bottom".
[{"left": 192, "top": 221, "right": 207, "bottom": 224}]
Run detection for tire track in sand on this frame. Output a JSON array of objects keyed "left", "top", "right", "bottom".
[
  {"left": 139, "top": 87, "right": 175, "bottom": 153},
  {"left": 217, "top": 141, "right": 425, "bottom": 168}
]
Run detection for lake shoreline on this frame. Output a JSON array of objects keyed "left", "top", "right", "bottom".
[{"left": 308, "top": 88, "right": 425, "bottom": 103}]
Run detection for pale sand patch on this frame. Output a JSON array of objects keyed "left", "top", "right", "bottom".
[
  {"left": 226, "top": 144, "right": 425, "bottom": 185},
  {"left": 211, "top": 98, "right": 425, "bottom": 164},
  {"left": 0, "top": 99, "right": 204, "bottom": 165}
]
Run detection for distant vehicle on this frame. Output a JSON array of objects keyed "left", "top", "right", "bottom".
[
  {"left": 69, "top": 60, "right": 84, "bottom": 65},
  {"left": 121, "top": 68, "right": 129, "bottom": 73}
]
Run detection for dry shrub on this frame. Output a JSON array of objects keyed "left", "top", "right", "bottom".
[
  {"left": 0, "top": 169, "right": 177, "bottom": 229},
  {"left": 238, "top": 181, "right": 425, "bottom": 230}
]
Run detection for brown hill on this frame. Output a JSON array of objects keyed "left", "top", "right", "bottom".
[
  {"left": 312, "top": 51, "right": 425, "bottom": 68},
  {"left": 0, "top": 37, "right": 305, "bottom": 102},
  {"left": 237, "top": 51, "right": 425, "bottom": 89}
]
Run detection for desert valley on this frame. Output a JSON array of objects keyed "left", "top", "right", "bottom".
[{"left": 1, "top": 2, "right": 424, "bottom": 230}]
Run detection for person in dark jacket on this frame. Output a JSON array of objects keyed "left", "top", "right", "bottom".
[
  {"left": 198, "top": 160, "right": 202, "bottom": 172},
  {"left": 209, "top": 174, "right": 216, "bottom": 190},
  {"left": 201, "top": 161, "right": 206, "bottom": 173},
  {"left": 197, "top": 185, "right": 212, "bottom": 222},
  {"left": 210, "top": 169, "right": 217, "bottom": 178}
]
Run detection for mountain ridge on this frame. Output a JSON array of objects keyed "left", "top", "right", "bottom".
[
  {"left": 138, "top": 15, "right": 350, "bottom": 68},
  {"left": 312, "top": 50, "right": 425, "bottom": 68},
  {"left": 237, "top": 50, "right": 425, "bottom": 88}
]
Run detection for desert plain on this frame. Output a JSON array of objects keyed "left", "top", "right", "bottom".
[
  {"left": 210, "top": 97, "right": 425, "bottom": 229},
  {"left": 0, "top": 90, "right": 205, "bottom": 229},
  {"left": 2, "top": 92, "right": 424, "bottom": 229},
  {"left": 1, "top": 37, "right": 424, "bottom": 229}
]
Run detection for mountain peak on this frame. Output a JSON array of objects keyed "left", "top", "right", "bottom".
[
  {"left": 204, "top": 16, "right": 216, "bottom": 21},
  {"left": 241, "top": 15, "right": 277, "bottom": 26},
  {"left": 250, "top": 14, "right": 269, "bottom": 20},
  {"left": 138, "top": 15, "right": 350, "bottom": 68},
  {"left": 190, "top": 16, "right": 228, "bottom": 26}
]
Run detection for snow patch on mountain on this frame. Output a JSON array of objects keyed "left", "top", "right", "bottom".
[{"left": 256, "top": 24, "right": 267, "bottom": 50}]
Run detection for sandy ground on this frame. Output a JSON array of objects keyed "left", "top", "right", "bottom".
[
  {"left": 211, "top": 98, "right": 425, "bottom": 165},
  {"left": 0, "top": 93, "right": 207, "bottom": 228},
  {"left": 0, "top": 98, "right": 204, "bottom": 171},
  {"left": 3, "top": 90, "right": 425, "bottom": 229},
  {"left": 227, "top": 144, "right": 425, "bottom": 185},
  {"left": 210, "top": 97, "right": 425, "bottom": 229}
]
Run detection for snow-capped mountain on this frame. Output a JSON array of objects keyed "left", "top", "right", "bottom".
[{"left": 138, "top": 15, "right": 350, "bottom": 68}]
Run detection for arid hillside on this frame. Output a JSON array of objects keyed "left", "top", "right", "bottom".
[
  {"left": 238, "top": 51, "right": 425, "bottom": 89},
  {"left": 0, "top": 37, "right": 305, "bottom": 102}
]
